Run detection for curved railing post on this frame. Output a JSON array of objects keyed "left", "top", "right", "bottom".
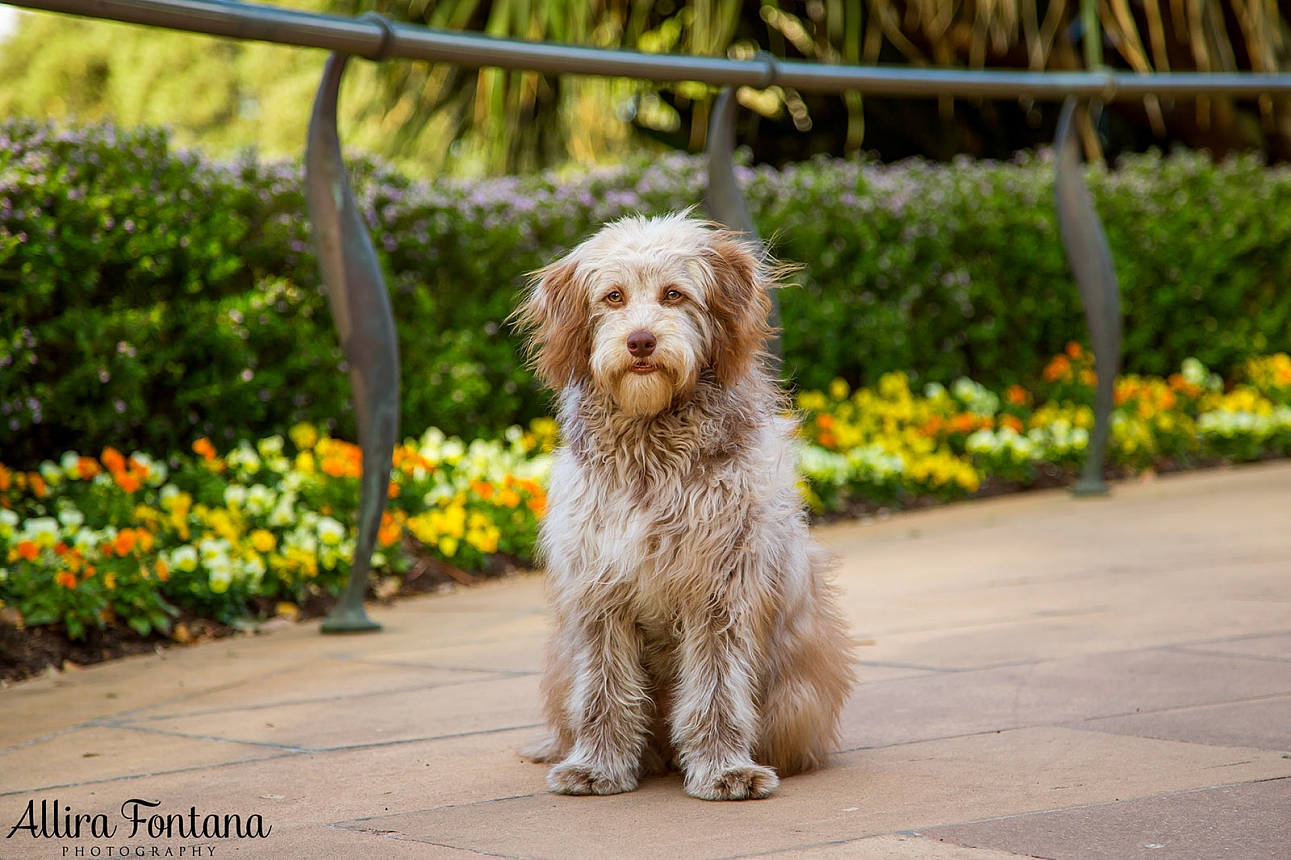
[
  {"left": 305, "top": 47, "right": 400, "bottom": 633},
  {"left": 705, "top": 86, "right": 782, "bottom": 366},
  {"left": 1054, "top": 97, "right": 1122, "bottom": 496}
]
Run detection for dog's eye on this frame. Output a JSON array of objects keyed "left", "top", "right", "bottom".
[
  {"left": 663, "top": 289, "right": 682, "bottom": 302},
  {"left": 605, "top": 290, "right": 624, "bottom": 305}
]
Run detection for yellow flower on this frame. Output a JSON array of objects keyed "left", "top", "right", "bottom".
[
  {"left": 295, "top": 451, "right": 316, "bottom": 475},
  {"left": 439, "top": 535, "right": 460, "bottom": 557},
  {"left": 250, "top": 529, "right": 277, "bottom": 553},
  {"left": 828, "top": 378, "right": 851, "bottom": 401},
  {"left": 289, "top": 422, "right": 319, "bottom": 451}
]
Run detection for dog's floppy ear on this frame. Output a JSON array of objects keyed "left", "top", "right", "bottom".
[
  {"left": 514, "top": 255, "right": 592, "bottom": 389},
  {"left": 703, "top": 232, "right": 774, "bottom": 387}
]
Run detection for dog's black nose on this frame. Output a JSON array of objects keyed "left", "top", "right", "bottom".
[{"left": 627, "top": 330, "right": 657, "bottom": 357}]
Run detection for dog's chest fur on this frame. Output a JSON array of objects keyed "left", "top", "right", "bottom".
[{"left": 542, "top": 375, "right": 795, "bottom": 624}]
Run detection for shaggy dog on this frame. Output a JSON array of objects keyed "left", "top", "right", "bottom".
[{"left": 514, "top": 213, "right": 855, "bottom": 801}]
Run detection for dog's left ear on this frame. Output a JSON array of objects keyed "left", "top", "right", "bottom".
[
  {"left": 513, "top": 255, "right": 592, "bottom": 390},
  {"left": 703, "top": 232, "right": 774, "bottom": 387}
]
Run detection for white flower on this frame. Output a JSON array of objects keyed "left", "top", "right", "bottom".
[
  {"left": 60, "top": 452, "right": 81, "bottom": 478},
  {"left": 224, "top": 485, "right": 249, "bottom": 509},
  {"left": 268, "top": 496, "right": 298, "bottom": 528},
  {"left": 1181, "top": 357, "right": 1207, "bottom": 386},
  {"left": 256, "top": 435, "right": 285, "bottom": 457},
  {"left": 965, "top": 428, "right": 997, "bottom": 454},
  {"left": 21, "top": 517, "right": 60, "bottom": 547},
  {"left": 159, "top": 484, "right": 181, "bottom": 507},
  {"left": 38, "top": 461, "right": 62, "bottom": 485},
  {"left": 0, "top": 508, "right": 18, "bottom": 538},
  {"left": 207, "top": 560, "right": 233, "bottom": 594},
  {"left": 170, "top": 545, "right": 200, "bottom": 573},
  {"left": 73, "top": 527, "right": 99, "bottom": 555},
  {"left": 317, "top": 516, "right": 346, "bottom": 546},
  {"left": 56, "top": 507, "right": 85, "bottom": 530},
  {"left": 245, "top": 484, "right": 276, "bottom": 515}
]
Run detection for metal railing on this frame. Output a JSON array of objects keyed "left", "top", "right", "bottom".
[{"left": 10, "top": 0, "right": 1289, "bottom": 631}]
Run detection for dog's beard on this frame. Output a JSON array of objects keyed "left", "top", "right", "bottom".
[
  {"left": 608, "top": 364, "right": 683, "bottom": 417},
  {"left": 592, "top": 346, "right": 699, "bottom": 418}
]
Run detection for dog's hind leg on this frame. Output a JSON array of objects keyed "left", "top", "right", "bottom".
[{"left": 754, "top": 555, "right": 856, "bottom": 776}]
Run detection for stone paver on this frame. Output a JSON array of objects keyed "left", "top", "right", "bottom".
[{"left": 2, "top": 461, "right": 1289, "bottom": 859}]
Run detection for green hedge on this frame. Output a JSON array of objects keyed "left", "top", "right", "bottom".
[{"left": 3, "top": 118, "right": 1291, "bottom": 469}]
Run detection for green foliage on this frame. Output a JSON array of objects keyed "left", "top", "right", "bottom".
[{"left": 4, "top": 119, "right": 1291, "bottom": 470}]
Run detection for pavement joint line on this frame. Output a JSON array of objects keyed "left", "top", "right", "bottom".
[
  {"left": 345, "top": 658, "right": 540, "bottom": 676},
  {"left": 1071, "top": 689, "right": 1291, "bottom": 722},
  {"left": 112, "top": 673, "right": 528, "bottom": 722},
  {"left": 308, "top": 721, "right": 543, "bottom": 754},
  {"left": 0, "top": 749, "right": 300, "bottom": 797},
  {"left": 855, "top": 660, "right": 957, "bottom": 673},
  {"left": 710, "top": 833, "right": 946, "bottom": 860},
  {"left": 90, "top": 720, "right": 316, "bottom": 753},
  {"left": 834, "top": 720, "right": 1291, "bottom": 756},
  {"left": 332, "top": 790, "right": 549, "bottom": 831},
  {"left": 912, "top": 774, "right": 1291, "bottom": 834},
  {"left": 0, "top": 724, "right": 83, "bottom": 756},
  {"left": 855, "top": 658, "right": 1046, "bottom": 675},
  {"left": 1167, "top": 647, "right": 1291, "bottom": 665},
  {"left": 96, "top": 720, "right": 541, "bottom": 756},
  {"left": 87, "top": 659, "right": 331, "bottom": 722},
  {"left": 3, "top": 723, "right": 546, "bottom": 799}
]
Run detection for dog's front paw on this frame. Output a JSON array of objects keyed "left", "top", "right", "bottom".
[
  {"left": 547, "top": 761, "right": 638, "bottom": 796},
  {"left": 685, "top": 764, "right": 779, "bottom": 801}
]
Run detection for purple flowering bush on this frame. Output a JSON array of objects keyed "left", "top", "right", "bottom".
[{"left": 4, "top": 117, "right": 1291, "bottom": 469}]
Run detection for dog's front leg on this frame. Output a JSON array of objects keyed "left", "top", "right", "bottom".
[
  {"left": 547, "top": 606, "right": 649, "bottom": 796},
  {"left": 671, "top": 612, "right": 780, "bottom": 801}
]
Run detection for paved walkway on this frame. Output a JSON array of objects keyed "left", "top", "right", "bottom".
[{"left": 3, "top": 462, "right": 1290, "bottom": 860}]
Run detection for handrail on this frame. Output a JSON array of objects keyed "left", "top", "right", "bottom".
[{"left": 12, "top": 0, "right": 1291, "bottom": 100}]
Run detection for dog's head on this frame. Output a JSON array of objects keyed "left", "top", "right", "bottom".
[{"left": 516, "top": 213, "right": 774, "bottom": 417}]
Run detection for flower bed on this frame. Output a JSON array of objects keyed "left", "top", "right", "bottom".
[
  {"left": 3, "top": 352, "right": 1290, "bottom": 649},
  {"left": 8, "top": 118, "right": 1291, "bottom": 469}
]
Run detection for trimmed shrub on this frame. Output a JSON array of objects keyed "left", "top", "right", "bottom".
[{"left": 4, "top": 118, "right": 1291, "bottom": 469}]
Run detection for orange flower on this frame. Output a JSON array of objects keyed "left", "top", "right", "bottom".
[
  {"left": 1065, "top": 341, "right": 1084, "bottom": 359},
  {"left": 378, "top": 512, "right": 401, "bottom": 548},
  {"left": 1042, "top": 355, "right": 1071, "bottom": 383},
  {"left": 101, "top": 447, "right": 126, "bottom": 473},
  {"left": 114, "top": 472, "right": 141, "bottom": 493},
  {"left": 817, "top": 432, "right": 837, "bottom": 449},
  {"left": 471, "top": 480, "right": 495, "bottom": 500},
  {"left": 499, "top": 488, "right": 521, "bottom": 508},
  {"left": 192, "top": 437, "right": 217, "bottom": 461},
  {"left": 28, "top": 474, "right": 47, "bottom": 498},
  {"left": 1000, "top": 415, "right": 1024, "bottom": 433},
  {"left": 15, "top": 540, "right": 39, "bottom": 561},
  {"left": 815, "top": 414, "right": 836, "bottom": 430},
  {"left": 77, "top": 457, "right": 101, "bottom": 479},
  {"left": 950, "top": 413, "right": 977, "bottom": 434},
  {"left": 919, "top": 417, "right": 944, "bottom": 437},
  {"left": 387, "top": 481, "right": 400, "bottom": 499},
  {"left": 526, "top": 496, "right": 547, "bottom": 517},
  {"left": 0, "top": 464, "right": 10, "bottom": 491},
  {"left": 113, "top": 530, "right": 138, "bottom": 556},
  {"left": 1006, "top": 385, "right": 1030, "bottom": 407},
  {"left": 155, "top": 558, "right": 170, "bottom": 582},
  {"left": 55, "top": 570, "right": 78, "bottom": 589}
]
